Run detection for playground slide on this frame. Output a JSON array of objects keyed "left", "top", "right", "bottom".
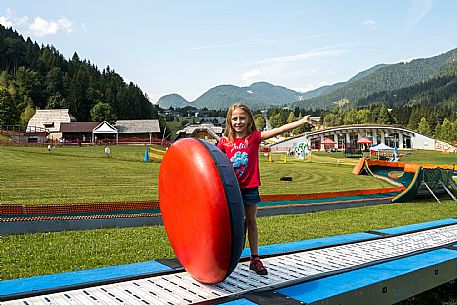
[
  {"left": 351, "top": 157, "right": 367, "bottom": 175},
  {"left": 391, "top": 166, "right": 422, "bottom": 203},
  {"left": 354, "top": 159, "right": 457, "bottom": 203}
]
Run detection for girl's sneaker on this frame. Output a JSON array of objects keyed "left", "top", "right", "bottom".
[{"left": 249, "top": 257, "right": 268, "bottom": 275}]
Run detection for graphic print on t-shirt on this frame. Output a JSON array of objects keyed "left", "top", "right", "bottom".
[
  {"left": 230, "top": 151, "right": 248, "bottom": 177},
  {"left": 217, "top": 130, "right": 261, "bottom": 189}
]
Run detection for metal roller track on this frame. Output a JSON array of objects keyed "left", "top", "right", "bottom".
[{"left": 3, "top": 224, "right": 457, "bottom": 305}]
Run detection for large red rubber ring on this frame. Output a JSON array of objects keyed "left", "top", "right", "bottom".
[{"left": 159, "top": 138, "right": 245, "bottom": 283}]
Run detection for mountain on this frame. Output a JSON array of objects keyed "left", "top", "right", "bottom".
[
  {"left": 293, "top": 48, "right": 457, "bottom": 109},
  {"left": 158, "top": 47, "right": 457, "bottom": 111},
  {"left": 299, "top": 64, "right": 389, "bottom": 101},
  {"left": 158, "top": 82, "right": 303, "bottom": 110},
  {"left": 192, "top": 82, "right": 302, "bottom": 110},
  {"left": 157, "top": 94, "right": 189, "bottom": 109},
  {"left": 356, "top": 72, "right": 457, "bottom": 108}
]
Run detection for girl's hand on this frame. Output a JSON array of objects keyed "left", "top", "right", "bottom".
[{"left": 302, "top": 115, "right": 317, "bottom": 127}]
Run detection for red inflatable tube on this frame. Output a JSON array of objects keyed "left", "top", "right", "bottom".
[{"left": 159, "top": 138, "right": 245, "bottom": 283}]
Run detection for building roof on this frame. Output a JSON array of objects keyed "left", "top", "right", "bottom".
[
  {"left": 194, "top": 117, "right": 226, "bottom": 125},
  {"left": 60, "top": 122, "right": 100, "bottom": 133},
  {"left": 93, "top": 121, "right": 118, "bottom": 134},
  {"left": 176, "top": 123, "right": 223, "bottom": 136},
  {"left": 27, "top": 109, "right": 76, "bottom": 133},
  {"left": 114, "top": 120, "right": 160, "bottom": 133}
]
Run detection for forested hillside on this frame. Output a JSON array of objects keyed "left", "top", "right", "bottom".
[
  {"left": 294, "top": 48, "right": 457, "bottom": 109},
  {"left": 356, "top": 73, "right": 457, "bottom": 109},
  {"left": 0, "top": 25, "right": 157, "bottom": 126}
]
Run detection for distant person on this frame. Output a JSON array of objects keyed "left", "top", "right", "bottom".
[
  {"left": 47, "top": 144, "right": 52, "bottom": 152},
  {"left": 104, "top": 147, "right": 111, "bottom": 157},
  {"left": 217, "top": 103, "right": 315, "bottom": 275}
]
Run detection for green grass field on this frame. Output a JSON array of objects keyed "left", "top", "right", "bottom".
[
  {"left": 0, "top": 145, "right": 394, "bottom": 205},
  {"left": 313, "top": 149, "right": 457, "bottom": 165},
  {"left": 0, "top": 145, "right": 161, "bottom": 205},
  {"left": 2, "top": 200, "right": 456, "bottom": 280},
  {"left": 1, "top": 145, "right": 456, "bottom": 285}
]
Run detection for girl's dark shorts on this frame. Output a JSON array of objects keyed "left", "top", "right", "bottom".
[{"left": 240, "top": 187, "right": 261, "bottom": 205}]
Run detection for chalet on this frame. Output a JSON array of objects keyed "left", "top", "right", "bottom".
[
  {"left": 175, "top": 123, "right": 223, "bottom": 144},
  {"left": 27, "top": 109, "right": 76, "bottom": 140},
  {"left": 60, "top": 122, "right": 100, "bottom": 143},
  {"left": 114, "top": 120, "right": 161, "bottom": 143}
]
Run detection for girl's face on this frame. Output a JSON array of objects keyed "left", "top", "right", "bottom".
[{"left": 231, "top": 108, "right": 250, "bottom": 137}]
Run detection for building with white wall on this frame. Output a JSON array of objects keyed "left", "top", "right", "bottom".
[
  {"left": 269, "top": 124, "right": 457, "bottom": 153},
  {"left": 27, "top": 109, "right": 76, "bottom": 140}
]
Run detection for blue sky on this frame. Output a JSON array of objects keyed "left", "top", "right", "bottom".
[{"left": 1, "top": 1, "right": 456, "bottom": 103}]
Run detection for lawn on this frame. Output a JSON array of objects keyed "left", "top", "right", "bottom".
[
  {"left": 1, "top": 144, "right": 456, "bottom": 285},
  {"left": 313, "top": 149, "right": 457, "bottom": 166},
  {"left": 0, "top": 145, "right": 162, "bottom": 205},
  {"left": 0, "top": 145, "right": 393, "bottom": 205},
  {"left": 1, "top": 200, "right": 456, "bottom": 280}
]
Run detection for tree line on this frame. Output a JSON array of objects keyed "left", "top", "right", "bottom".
[
  {"left": 0, "top": 25, "right": 157, "bottom": 126},
  {"left": 162, "top": 102, "right": 457, "bottom": 145},
  {"left": 2, "top": 23, "right": 456, "bottom": 145},
  {"left": 319, "top": 103, "right": 457, "bottom": 144}
]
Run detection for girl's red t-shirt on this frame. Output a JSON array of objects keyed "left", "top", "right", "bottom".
[{"left": 217, "top": 130, "right": 261, "bottom": 189}]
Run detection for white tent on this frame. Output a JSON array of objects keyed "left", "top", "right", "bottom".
[
  {"left": 92, "top": 121, "right": 118, "bottom": 144},
  {"left": 369, "top": 143, "right": 394, "bottom": 152},
  {"left": 370, "top": 143, "right": 396, "bottom": 160}
]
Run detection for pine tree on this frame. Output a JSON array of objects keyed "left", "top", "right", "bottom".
[
  {"left": 407, "top": 107, "right": 421, "bottom": 130},
  {"left": 440, "top": 118, "right": 454, "bottom": 142},
  {"left": 417, "top": 117, "right": 432, "bottom": 136},
  {"left": 254, "top": 114, "right": 265, "bottom": 131},
  {"left": 20, "top": 103, "right": 35, "bottom": 126},
  {"left": 434, "top": 122, "right": 442, "bottom": 139},
  {"left": 0, "top": 86, "right": 20, "bottom": 125},
  {"left": 269, "top": 111, "right": 287, "bottom": 128},
  {"left": 377, "top": 104, "right": 391, "bottom": 124}
]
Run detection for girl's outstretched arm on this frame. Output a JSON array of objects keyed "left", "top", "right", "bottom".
[{"left": 260, "top": 115, "right": 316, "bottom": 141}]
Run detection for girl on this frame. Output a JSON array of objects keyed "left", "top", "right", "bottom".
[{"left": 217, "top": 103, "right": 315, "bottom": 275}]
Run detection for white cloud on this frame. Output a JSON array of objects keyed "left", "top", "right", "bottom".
[
  {"left": 30, "top": 17, "right": 58, "bottom": 36},
  {"left": 58, "top": 16, "right": 73, "bottom": 33},
  {"left": 295, "top": 81, "right": 331, "bottom": 93},
  {"left": 252, "top": 47, "right": 344, "bottom": 65},
  {"left": 408, "top": 0, "right": 433, "bottom": 26},
  {"left": 0, "top": 16, "right": 12, "bottom": 27},
  {"left": 241, "top": 69, "right": 262, "bottom": 83},
  {"left": 294, "top": 84, "right": 316, "bottom": 93},
  {"left": 189, "top": 39, "right": 294, "bottom": 51},
  {"left": 401, "top": 57, "right": 417, "bottom": 63},
  {"left": 363, "top": 20, "right": 377, "bottom": 29},
  {"left": 404, "top": 0, "right": 433, "bottom": 34},
  {"left": 0, "top": 8, "right": 29, "bottom": 28},
  {"left": 29, "top": 16, "right": 73, "bottom": 37},
  {"left": 0, "top": 9, "right": 73, "bottom": 37}
]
